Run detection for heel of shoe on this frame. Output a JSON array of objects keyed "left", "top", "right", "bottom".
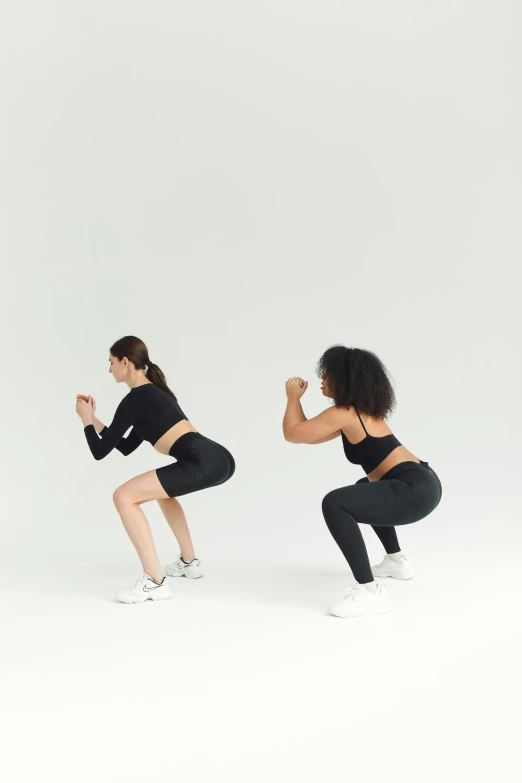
[
  {"left": 151, "top": 587, "right": 171, "bottom": 601},
  {"left": 184, "top": 566, "right": 203, "bottom": 579}
]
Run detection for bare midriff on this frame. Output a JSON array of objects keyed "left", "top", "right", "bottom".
[
  {"left": 367, "top": 445, "right": 421, "bottom": 482},
  {"left": 153, "top": 420, "right": 198, "bottom": 455}
]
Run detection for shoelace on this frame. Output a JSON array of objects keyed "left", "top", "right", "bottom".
[
  {"left": 344, "top": 584, "right": 364, "bottom": 600},
  {"left": 344, "top": 584, "right": 380, "bottom": 602},
  {"left": 132, "top": 574, "right": 148, "bottom": 591}
]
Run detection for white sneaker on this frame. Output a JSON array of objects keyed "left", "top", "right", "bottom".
[
  {"left": 330, "top": 582, "right": 392, "bottom": 618},
  {"left": 371, "top": 554, "right": 414, "bottom": 580},
  {"left": 116, "top": 573, "right": 172, "bottom": 604},
  {"left": 164, "top": 556, "right": 203, "bottom": 579}
]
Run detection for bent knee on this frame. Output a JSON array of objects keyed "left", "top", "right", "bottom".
[
  {"left": 322, "top": 488, "right": 357, "bottom": 519},
  {"left": 322, "top": 490, "right": 342, "bottom": 514},
  {"left": 113, "top": 485, "right": 134, "bottom": 509}
]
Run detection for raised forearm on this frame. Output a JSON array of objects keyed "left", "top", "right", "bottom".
[
  {"left": 283, "top": 398, "right": 307, "bottom": 440},
  {"left": 92, "top": 415, "right": 106, "bottom": 434}
]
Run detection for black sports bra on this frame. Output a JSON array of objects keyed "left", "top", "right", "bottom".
[{"left": 340, "top": 409, "right": 401, "bottom": 474}]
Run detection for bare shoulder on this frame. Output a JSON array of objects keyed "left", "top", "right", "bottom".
[
  {"left": 328, "top": 404, "right": 356, "bottom": 426},
  {"left": 316, "top": 404, "right": 357, "bottom": 431},
  {"left": 330, "top": 404, "right": 367, "bottom": 440}
]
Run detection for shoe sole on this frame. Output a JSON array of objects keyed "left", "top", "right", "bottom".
[
  {"left": 164, "top": 569, "right": 203, "bottom": 579},
  {"left": 118, "top": 591, "right": 172, "bottom": 603},
  {"left": 330, "top": 604, "right": 392, "bottom": 618},
  {"left": 371, "top": 570, "right": 413, "bottom": 580}
]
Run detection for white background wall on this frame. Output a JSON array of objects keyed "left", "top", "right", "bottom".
[
  {"left": 1, "top": 3, "right": 520, "bottom": 781},
  {"left": 3, "top": 0, "right": 520, "bottom": 561}
]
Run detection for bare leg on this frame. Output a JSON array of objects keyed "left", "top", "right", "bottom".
[
  {"left": 157, "top": 497, "right": 196, "bottom": 562},
  {"left": 113, "top": 470, "right": 169, "bottom": 583}
]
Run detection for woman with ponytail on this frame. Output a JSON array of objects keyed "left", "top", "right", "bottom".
[
  {"left": 75, "top": 336, "right": 235, "bottom": 603},
  {"left": 283, "top": 346, "right": 442, "bottom": 618}
]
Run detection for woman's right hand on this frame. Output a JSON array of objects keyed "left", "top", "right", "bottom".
[{"left": 76, "top": 394, "right": 96, "bottom": 414}]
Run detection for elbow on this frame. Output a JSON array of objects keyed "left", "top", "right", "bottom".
[{"left": 283, "top": 423, "right": 307, "bottom": 443}]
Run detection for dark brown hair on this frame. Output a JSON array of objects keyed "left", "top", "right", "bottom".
[
  {"left": 316, "top": 345, "right": 396, "bottom": 418},
  {"left": 109, "top": 336, "right": 177, "bottom": 399}
]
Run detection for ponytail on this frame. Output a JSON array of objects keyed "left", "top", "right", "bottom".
[{"left": 146, "top": 361, "right": 177, "bottom": 400}]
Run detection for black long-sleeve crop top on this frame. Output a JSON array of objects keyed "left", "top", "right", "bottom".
[{"left": 83, "top": 383, "right": 188, "bottom": 460}]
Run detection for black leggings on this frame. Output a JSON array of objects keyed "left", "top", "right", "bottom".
[
  {"left": 156, "top": 432, "right": 235, "bottom": 498},
  {"left": 321, "top": 461, "right": 442, "bottom": 584}
]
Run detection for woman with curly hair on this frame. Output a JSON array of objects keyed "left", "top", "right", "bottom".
[
  {"left": 283, "top": 346, "right": 442, "bottom": 618},
  {"left": 76, "top": 336, "right": 235, "bottom": 603}
]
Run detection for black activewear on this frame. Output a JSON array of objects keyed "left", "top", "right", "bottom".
[
  {"left": 156, "top": 432, "right": 235, "bottom": 498},
  {"left": 341, "top": 408, "right": 402, "bottom": 474},
  {"left": 83, "top": 383, "right": 235, "bottom": 498},
  {"left": 322, "top": 461, "right": 442, "bottom": 584},
  {"left": 84, "top": 384, "right": 188, "bottom": 460}
]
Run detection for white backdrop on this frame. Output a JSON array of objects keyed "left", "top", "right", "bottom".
[
  {"left": 3, "top": 0, "right": 520, "bottom": 561},
  {"left": 1, "top": 2, "right": 521, "bottom": 781}
]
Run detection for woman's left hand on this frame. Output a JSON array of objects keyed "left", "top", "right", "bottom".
[
  {"left": 76, "top": 397, "right": 93, "bottom": 425},
  {"left": 285, "top": 377, "right": 308, "bottom": 400}
]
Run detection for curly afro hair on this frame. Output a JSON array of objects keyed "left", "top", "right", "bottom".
[{"left": 316, "top": 345, "right": 396, "bottom": 419}]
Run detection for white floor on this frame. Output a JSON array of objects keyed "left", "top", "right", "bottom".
[{"left": 2, "top": 547, "right": 519, "bottom": 783}]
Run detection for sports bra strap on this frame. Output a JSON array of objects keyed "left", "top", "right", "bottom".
[{"left": 355, "top": 407, "right": 369, "bottom": 436}]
